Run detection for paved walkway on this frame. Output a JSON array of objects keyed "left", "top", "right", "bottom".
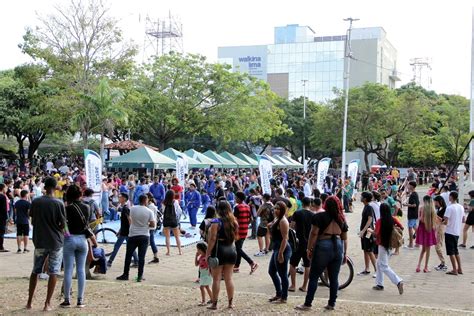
[{"left": 1, "top": 198, "right": 473, "bottom": 312}]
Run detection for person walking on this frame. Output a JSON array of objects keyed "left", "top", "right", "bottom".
[
  {"left": 185, "top": 183, "right": 201, "bottom": 228},
  {"left": 358, "top": 192, "right": 377, "bottom": 276},
  {"left": 162, "top": 190, "right": 183, "bottom": 256},
  {"left": 107, "top": 193, "right": 138, "bottom": 267},
  {"left": 267, "top": 201, "right": 292, "bottom": 304},
  {"left": 289, "top": 197, "right": 314, "bottom": 292},
  {"left": 206, "top": 201, "right": 238, "bottom": 310},
  {"left": 372, "top": 203, "right": 404, "bottom": 294},
  {"left": 116, "top": 194, "right": 155, "bottom": 282},
  {"left": 403, "top": 181, "right": 419, "bottom": 249},
  {"left": 433, "top": 195, "right": 448, "bottom": 271},
  {"left": 146, "top": 193, "right": 160, "bottom": 264},
  {"left": 233, "top": 192, "right": 258, "bottom": 274},
  {"left": 60, "top": 185, "right": 91, "bottom": 308},
  {"left": 415, "top": 195, "right": 437, "bottom": 273},
  {"left": 444, "top": 191, "right": 464, "bottom": 275},
  {"left": 26, "top": 177, "right": 67, "bottom": 311},
  {"left": 254, "top": 193, "right": 273, "bottom": 256},
  {"left": 295, "top": 196, "right": 348, "bottom": 311},
  {"left": 149, "top": 176, "right": 165, "bottom": 209}
]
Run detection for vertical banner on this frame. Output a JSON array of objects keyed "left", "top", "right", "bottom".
[
  {"left": 316, "top": 157, "right": 331, "bottom": 192},
  {"left": 257, "top": 155, "right": 273, "bottom": 195},
  {"left": 347, "top": 159, "right": 360, "bottom": 187},
  {"left": 176, "top": 154, "right": 188, "bottom": 188},
  {"left": 84, "top": 149, "right": 102, "bottom": 204}
]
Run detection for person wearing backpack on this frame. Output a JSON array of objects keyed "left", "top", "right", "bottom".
[
  {"left": 372, "top": 203, "right": 404, "bottom": 294},
  {"left": 162, "top": 190, "right": 183, "bottom": 256}
]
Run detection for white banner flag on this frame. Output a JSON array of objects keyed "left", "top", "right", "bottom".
[
  {"left": 347, "top": 159, "right": 360, "bottom": 187},
  {"left": 84, "top": 149, "right": 102, "bottom": 204},
  {"left": 176, "top": 154, "right": 188, "bottom": 188},
  {"left": 258, "top": 155, "right": 273, "bottom": 195},
  {"left": 316, "top": 157, "right": 331, "bottom": 192}
]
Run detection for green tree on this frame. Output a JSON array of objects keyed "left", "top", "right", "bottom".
[
  {"left": 0, "top": 64, "right": 61, "bottom": 160},
  {"left": 76, "top": 78, "right": 126, "bottom": 164},
  {"left": 134, "top": 53, "right": 288, "bottom": 150}
]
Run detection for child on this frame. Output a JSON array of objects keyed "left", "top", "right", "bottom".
[{"left": 195, "top": 242, "right": 212, "bottom": 306}]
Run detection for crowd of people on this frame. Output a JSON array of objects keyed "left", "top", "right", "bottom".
[{"left": 0, "top": 155, "right": 472, "bottom": 312}]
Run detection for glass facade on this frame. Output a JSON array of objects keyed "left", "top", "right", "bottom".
[{"left": 267, "top": 40, "right": 345, "bottom": 102}]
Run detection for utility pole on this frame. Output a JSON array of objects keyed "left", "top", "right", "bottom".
[
  {"left": 341, "top": 17, "right": 359, "bottom": 181},
  {"left": 302, "top": 79, "right": 308, "bottom": 172}
]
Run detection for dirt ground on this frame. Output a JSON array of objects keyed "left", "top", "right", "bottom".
[{"left": 0, "top": 277, "right": 470, "bottom": 315}]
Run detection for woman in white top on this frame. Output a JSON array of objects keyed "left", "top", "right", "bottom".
[{"left": 146, "top": 193, "right": 160, "bottom": 263}]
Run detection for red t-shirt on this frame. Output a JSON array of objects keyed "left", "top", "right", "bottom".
[
  {"left": 234, "top": 203, "right": 251, "bottom": 240},
  {"left": 171, "top": 185, "right": 183, "bottom": 201},
  {"left": 375, "top": 217, "right": 403, "bottom": 246}
]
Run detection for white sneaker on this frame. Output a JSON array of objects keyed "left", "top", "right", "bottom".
[
  {"left": 39, "top": 273, "right": 49, "bottom": 280},
  {"left": 372, "top": 274, "right": 376, "bottom": 278},
  {"left": 254, "top": 251, "right": 266, "bottom": 257}
]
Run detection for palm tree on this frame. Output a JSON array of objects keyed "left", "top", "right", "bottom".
[{"left": 76, "top": 78, "right": 126, "bottom": 166}]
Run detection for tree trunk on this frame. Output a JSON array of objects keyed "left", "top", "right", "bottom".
[
  {"left": 27, "top": 132, "right": 46, "bottom": 160},
  {"left": 100, "top": 133, "right": 106, "bottom": 167},
  {"left": 82, "top": 131, "right": 89, "bottom": 149},
  {"left": 364, "top": 150, "right": 370, "bottom": 172},
  {"left": 16, "top": 134, "right": 26, "bottom": 161}
]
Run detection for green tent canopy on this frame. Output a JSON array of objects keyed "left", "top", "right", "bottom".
[
  {"left": 274, "top": 155, "right": 303, "bottom": 169},
  {"left": 235, "top": 152, "right": 258, "bottom": 168},
  {"left": 160, "top": 148, "right": 207, "bottom": 168},
  {"left": 262, "top": 154, "right": 287, "bottom": 168},
  {"left": 219, "top": 151, "right": 251, "bottom": 169},
  {"left": 281, "top": 155, "right": 304, "bottom": 168},
  {"left": 203, "top": 150, "right": 237, "bottom": 169},
  {"left": 184, "top": 149, "right": 221, "bottom": 168},
  {"left": 107, "top": 146, "right": 176, "bottom": 169}
]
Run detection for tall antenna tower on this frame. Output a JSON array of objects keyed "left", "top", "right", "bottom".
[
  {"left": 143, "top": 12, "right": 183, "bottom": 62},
  {"left": 410, "top": 57, "right": 432, "bottom": 89}
]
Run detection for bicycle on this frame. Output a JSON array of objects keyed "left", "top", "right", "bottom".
[
  {"left": 319, "top": 256, "right": 354, "bottom": 290},
  {"left": 90, "top": 217, "right": 117, "bottom": 245}
]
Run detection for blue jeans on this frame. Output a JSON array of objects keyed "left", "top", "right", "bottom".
[
  {"left": 63, "top": 234, "right": 88, "bottom": 301},
  {"left": 108, "top": 208, "right": 117, "bottom": 221},
  {"left": 187, "top": 207, "right": 198, "bottom": 226},
  {"left": 268, "top": 242, "right": 292, "bottom": 299},
  {"left": 305, "top": 238, "right": 343, "bottom": 307},
  {"left": 149, "top": 230, "right": 158, "bottom": 254},
  {"left": 108, "top": 235, "right": 138, "bottom": 264}
]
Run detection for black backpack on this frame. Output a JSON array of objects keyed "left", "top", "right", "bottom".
[{"left": 288, "top": 228, "right": 299, "bottom": 251}]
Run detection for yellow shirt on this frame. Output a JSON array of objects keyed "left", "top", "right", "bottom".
[{"left": 55, "top": 180, "right": 66, "bottom": 199}]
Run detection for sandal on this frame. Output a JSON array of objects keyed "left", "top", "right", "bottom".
[
  {"left": 288, "top": 288, "right": 296, "bottom": 292},
  {"left": 268, "top": 296, "right": 281, "bottom": 302},
  {"left": 446, "top": 271, "right": 458, "bottom": 275},
  {"left": 233, "top": 268, "right": 240, "bottom": 273},
  {"left": 207, "top": 300, "right": 218, "bottom": 310},
  {"left": 299, "top": 287, "right": 306, "bottom": 292},
  {"left": 227, "top": 298, "right": 234, "bottom": 309},
  {"left": 198, "top": 302, "right": 207, "bottom": 306},
  {"left": 250, "top": 263, "right": 259, "bottom": 275}
]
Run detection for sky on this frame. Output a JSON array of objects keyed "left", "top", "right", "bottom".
[{"left": 1, "top": 0, "right": 473, "bottom": 97}]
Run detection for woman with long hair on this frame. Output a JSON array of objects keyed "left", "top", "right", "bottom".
[
  {"left": 206, "top": 201, "right": 238, "bottom": 310},
  {"left": 415, "top": 195, "right": 437, "bottom": 272},
  {"left": 295, "top": 196, "right": 348, "bottom": 311},
  {"left": 372, "top": 203, "right": 404, "bottom": 294},
  {"left": 61, "top": 184, "right": 93, "bottom": 308},
  {"left": 433, "top": 195, "right": 447, "bottom": 271},
  {"left": 162, "top": 190, "right": 183, "bottom": 256},
  {"left": 267, "top": 201, "right": 292, "bottom": 304}
]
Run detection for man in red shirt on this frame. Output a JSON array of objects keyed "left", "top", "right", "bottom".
[
  {"left": 171, "top": 178, "right": 185, "bottom": 219},
  {"left": 233, "top": 192, "right": 258, "bottom": 274}
]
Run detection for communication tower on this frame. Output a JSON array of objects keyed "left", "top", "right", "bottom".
[{"left": 143, "top": 12, "right": 183, "bottom": 62}]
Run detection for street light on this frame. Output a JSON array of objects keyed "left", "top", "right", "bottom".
[
  {"left": 341, "top": 17, "right": 359, "bottom": 180},
  {"left": 302, "top": 79, "right": 308, "bottom": 172}
]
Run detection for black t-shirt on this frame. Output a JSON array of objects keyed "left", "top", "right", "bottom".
[
  {"left": 407, "top": 192, "right": 419, "bottom": 220},
  {"left": 14, "top": 199, "right": 31, "bottom": 225},
  {"left": 65, "top": 201, "right": 90, "bottom": 235},
  {"left": 292, "top": 209, "right": 313, "bottom": 244},
  {"left": 30, "top": 196, "right": 66, "bottom": 249},
  {"left": 119, "top": 205, "right": 131, "bottom": 237},
  {"left": 436, "top": 206, "right": 446, "bottom": 219},
  {"left": 360, "top": 204, "right": 375, "bottom": 231},
  {"left": 312, "top": 211, "right": 349, "bottom": 235}
]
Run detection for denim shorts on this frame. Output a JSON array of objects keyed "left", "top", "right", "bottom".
[
  {"left": 32, "top": 248, "right": 63, "bottom": 275},
  {"left": 407, "top": 219, "right": 418, "bottom": 228}
]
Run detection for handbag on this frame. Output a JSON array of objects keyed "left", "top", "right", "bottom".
[
  {"left": 390, "top": 225, "right": 403, "bottom": 249},
  {"left": 72, "top": 203, "right": 94, "bottom": 238},
  {"left": 207, "top": 239, "right": 219, "bottom": 268}
]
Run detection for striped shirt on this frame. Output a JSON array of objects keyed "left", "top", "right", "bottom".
[{"left": 234, "top": 203, "right": 251, "bottom": 240}]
